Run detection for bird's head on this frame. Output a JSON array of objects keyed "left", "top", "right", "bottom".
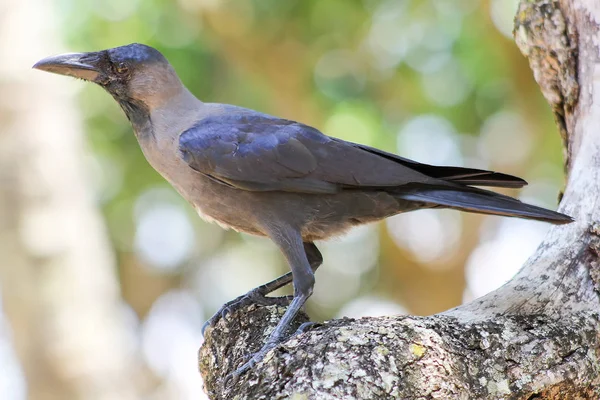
[{"left": 33, "top": 43, "right": 183, "bottom": 112}]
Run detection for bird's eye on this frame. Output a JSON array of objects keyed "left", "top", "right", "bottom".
[{"left": 115, "top": 63, "right": 129, "bottom": 75}]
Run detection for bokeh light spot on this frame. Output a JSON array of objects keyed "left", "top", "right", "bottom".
[
  {"left": 478, "top": 111, "right": 532, "bottom": 167},
  {"left": 134, "top": 188, "right": 195, "bottom": 271},
  {"left": 324, "top": 103, "right": 380, "bottom": 146},
  {"left": 387, "top": 209, "right": 462, "bottom": 266},
  {"left": 397, "top": 115, "right": 464, "bottom": 166}
]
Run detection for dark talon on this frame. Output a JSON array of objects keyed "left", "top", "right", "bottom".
[
  {"left": 222, "top": 369, "right": 240, "bottom": 389},
  {"left": 202, "top": 293, "right": 251, "bottom": 335},
  {"left": 227, "top": 320, "right": 315, "bottom": 380},
  {"left": 225, "top": 341, "right": 278, "bottom": 385},
  {"left": 223, "top": 355, "right": 255, "bottom": 387},
  {"left": 202, "top": 291, "right": 293, "bottom": 336},
  {"left": 295, "top": 321, "right": 321, "bottom": 335}
]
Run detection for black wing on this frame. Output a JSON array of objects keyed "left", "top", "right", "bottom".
[{"left": 179, "top": 112, "right": 526, "bottom": 194}]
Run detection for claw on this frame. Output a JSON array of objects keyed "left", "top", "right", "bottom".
[
  {"left": 202, "top": 291, "right": 293, "bottom": 336},
  {"left": 201, "top": 319, "right": 212, "bottom": 336},
  {"left": 222, "top": 320, "right": 316, "bottom": 382},
  {"left": 222, "top": 369, "right": 240, "bottom": 389},
  {"left": 225, "top": 341, "right": 278, "bottom": 385},
  {"left": 202, "top": 293, "right": 251, "bottom": 335},
  {"left": 295, "top": 321, "right": 322, "bottom": 335}
]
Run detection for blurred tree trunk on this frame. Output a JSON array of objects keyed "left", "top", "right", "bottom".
[
  {"left": 0, "top": 1, "right": 149, "bottom": 399},
  {"left": 199, "top": 1, "right": 600, "bottom": 398}
]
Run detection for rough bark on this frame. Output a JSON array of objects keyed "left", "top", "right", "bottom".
[
  {"left": 0, "top": 0, "right": 150, "bottom": 398},
  {"left": 199, "top": 1, "right": 600, "bottom": 398}
]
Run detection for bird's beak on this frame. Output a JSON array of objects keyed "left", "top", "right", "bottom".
[{"left": 33, "top": 52, "right": 103, "bottom": 82}]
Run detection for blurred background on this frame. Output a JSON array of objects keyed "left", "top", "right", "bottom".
[{"left": 0, "top": 0, "right": 565, "bottom": 398}]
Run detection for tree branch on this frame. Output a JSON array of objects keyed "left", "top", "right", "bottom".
[{"left": 199, "top": 1, "right": 600, "bottom": 398}]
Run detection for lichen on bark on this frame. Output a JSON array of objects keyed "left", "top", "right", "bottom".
[{"left": 200, "top": 306, "right": 600, "bottom": 399}]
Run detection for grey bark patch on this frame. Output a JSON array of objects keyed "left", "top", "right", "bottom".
[
  {"left": 514, "top": 0, "right": 579, "bottom": 169},
  {"left": 200, "top": 307, "right": 600, "bottom": 399}
]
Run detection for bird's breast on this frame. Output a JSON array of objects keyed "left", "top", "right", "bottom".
[{"left": 139, "top": 138, "right": 264, "bottom": 234}]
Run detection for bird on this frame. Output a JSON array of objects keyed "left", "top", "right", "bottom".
[{"left": 33, "top": 43, "right": 573, "bottom": 378}]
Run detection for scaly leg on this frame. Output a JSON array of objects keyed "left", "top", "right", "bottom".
[{"left": 228, "top": 229, "right": 319, "bottom": 379}]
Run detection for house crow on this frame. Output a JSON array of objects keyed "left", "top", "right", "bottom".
[{"left": 33, "top": 43, "right": 573, "bottom": 378}]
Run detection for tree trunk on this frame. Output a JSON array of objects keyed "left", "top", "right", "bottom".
[
  {"left": 0, "top": 0, "right": 150, "bottom": 398},
  {"left": 199, "top": 1, "right": 600, "bottom": 398}
]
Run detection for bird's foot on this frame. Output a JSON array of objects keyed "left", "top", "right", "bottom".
[
  {"left": 202, "top": 291, "right": 292, "bottom": 335},
  {"left": 224, "top": 321, "right": 320, "bottom": 387},
  {"left": 224, "top": 339, "right": 280, "bottom": 386}
]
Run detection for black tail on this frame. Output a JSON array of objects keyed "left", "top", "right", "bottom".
[{"left": 397, "top": 185, "right": 572, "bottom": 224}]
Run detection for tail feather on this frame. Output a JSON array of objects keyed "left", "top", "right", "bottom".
[{"left": 397, "top": 186, "right": 572, "bottom": 224}]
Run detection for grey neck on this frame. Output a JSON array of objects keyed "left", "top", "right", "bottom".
[
  {"left": 117, "top": 86, "right": 202, "bottom": 141},
  {"left": 117, "top": 97, "right": 153, "bottom": 139}
]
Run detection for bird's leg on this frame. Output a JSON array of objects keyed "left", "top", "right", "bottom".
[
  {"left": 287, "top": 242, "right": 323, "bottom": 334},
  {"left": 202, "top": 273, "right": 293, "bottom": 334},
  {"left": 202, "top": 242, "right": 322, "bottom": 334},
  {"left": 229, "top": 229, "right": 317, "bottom": 379}
]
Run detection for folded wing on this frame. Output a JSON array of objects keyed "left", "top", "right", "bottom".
[
  {"left": 336, "top": 140, "right": 527, "bottom": 188},
  {"left": 179, "top": 112, "right": 523, "bottom": 194}
]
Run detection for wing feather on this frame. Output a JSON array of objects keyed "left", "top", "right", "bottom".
[{"left": 178, "top": 112, "right": 523, "bottom": 194}]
